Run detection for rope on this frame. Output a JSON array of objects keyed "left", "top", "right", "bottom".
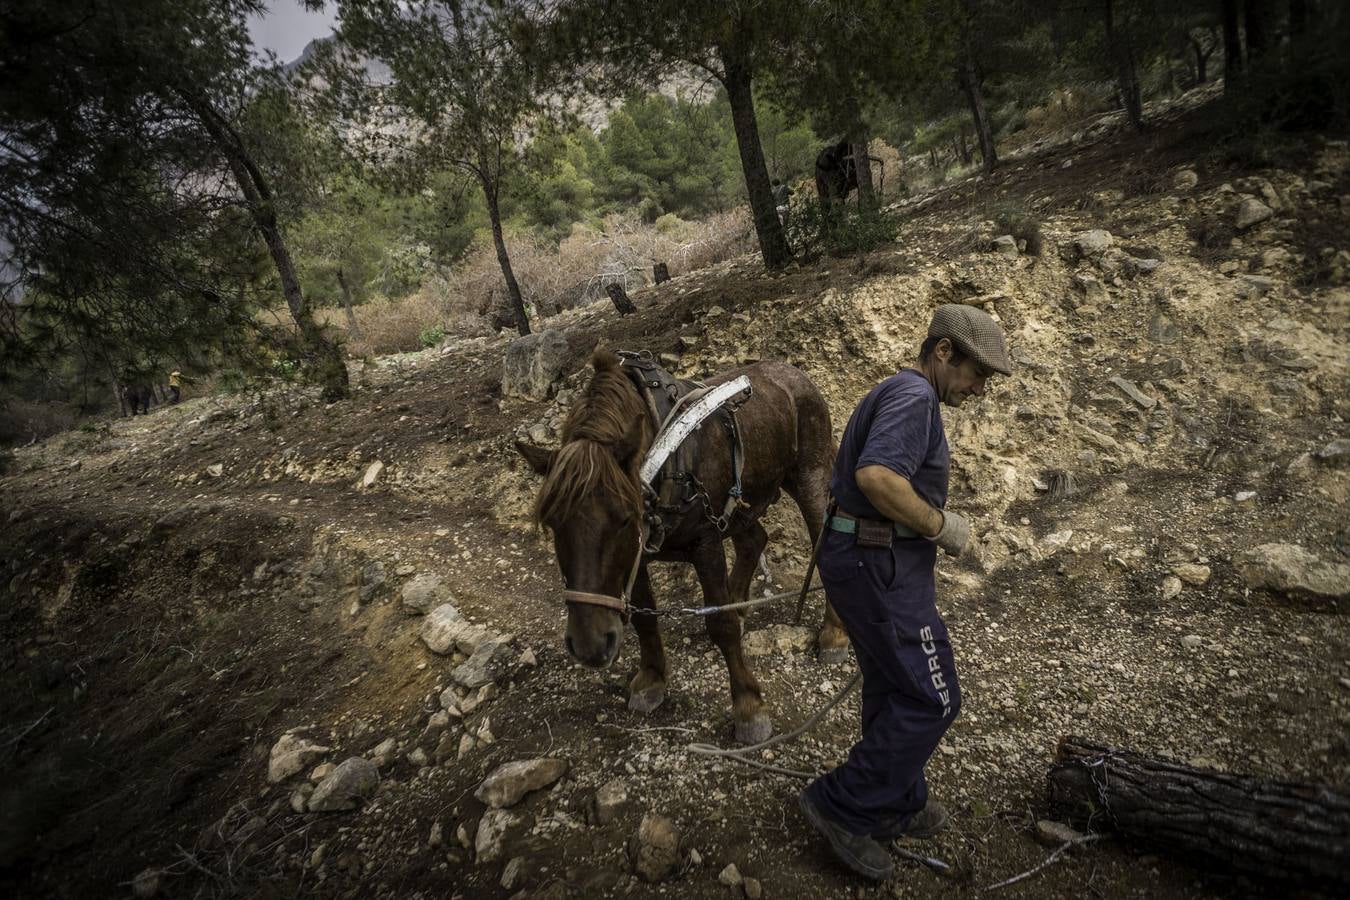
[
  {"left": 648, "top": 584, "right": 826, "bottom": 618},
  {"left": 686, "top": 670, "right": 861, "bottom": 778}
]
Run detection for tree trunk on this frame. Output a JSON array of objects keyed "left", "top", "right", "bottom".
[
  {"left": 1221, "top": 0, "right": 1243, "bottom": 89},
  {"left": 1243, "top": 0, "right": 1273, "bottom": 64},
  {"left": 844, "top": 97, "right": 875, "bottom": 211},
  {"left": 653, "top": 263, "right": 670, "bottom": 284},
  {"left": 957, "top": 50, "right": 997, "bottom": 174},
  {"left": 478, "top": 168, "right": 529, "bottom": 337},
  {"left": 1047, "top": 737, "right": 1350, "bottom": 891},
  {"left": 957, "top": 126, "right": 973, "bottom": 165},
  {"left": 605, "top": 283, "right": 636, "bottom": 315},
  {"left": 1289, "top": 0, "right": 1308, "bottom": 38},
  {"left": 1105, "top": 0, "right": 1145, "bottom": 133},
  {"left": 336, "top": 268, "right": 362, "bottom": 339},
  {"left": 718, "top": 44, "right": 792, "bottom": 270},
  {"left": 1190, "top": 36, "right": 1208, "bottom": 83}
]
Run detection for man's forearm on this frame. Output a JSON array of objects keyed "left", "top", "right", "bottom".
[{"left": 854, "top": 465, "right": 944, "bottom": 537}]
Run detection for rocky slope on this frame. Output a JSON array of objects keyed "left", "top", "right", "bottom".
[{"left": 1, "top": 96, "right": 1347, "bottom": 900}]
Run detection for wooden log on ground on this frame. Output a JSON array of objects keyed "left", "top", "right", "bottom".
[
  {"left": 1047, "top": 736, "right": 1350, "bottom": 890},
  {"left": 653, "top": 262, "right": 670, "bottom": 284},
  {"left": 606, "top": 283, "right": 636, "bottom": 315}
]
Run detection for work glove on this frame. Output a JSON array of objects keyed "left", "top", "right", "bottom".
[{"left": 933, "top": 510, "right": 972, "bottom": 557}]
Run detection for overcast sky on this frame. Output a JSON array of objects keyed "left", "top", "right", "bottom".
[{"left": 247, "top": 1, "right": 339, "bottom": 65}]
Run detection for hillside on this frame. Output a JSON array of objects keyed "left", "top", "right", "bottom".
[{"left": 2, "top": 92, "right": 1347, "bottom": 900}]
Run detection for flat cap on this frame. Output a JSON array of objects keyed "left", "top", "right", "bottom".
[{"left": 927, "top": 304, "right": 1013, "bottom": 376}]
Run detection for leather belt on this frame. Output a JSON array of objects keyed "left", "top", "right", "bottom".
[{"left": 828, "top": 509, "right": 921, "bottom": 540}]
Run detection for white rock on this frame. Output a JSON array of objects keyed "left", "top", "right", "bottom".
[
  {"left": 1235, "top": 198, "right": 1274, "bottom": 230},
  {"left": 401, "top": 574, "right": 451, "bottom": 615},
  {"left": 268, "top": 730, "right": 330, "bottom": 783},
  {"left": 475, "top": 758, "right": 569, "bottom": 808},
  {"left": 1160, "top": 575, "right": 1183, "bottom": 600},
  {"left": 361, "top": 460, "right": 385, "bottom": 488},
  {"left": 475, "top": 808, "right": 526, "bottom": 863},
  {"left": 1237, "top": 543, "right": 1350, "bottom": 599},
  {"left": 593, "top": 779, "right": 628, "bottom": 824},
  {"left": 718, "top": 863, "right": 743, "bottom": 886}
]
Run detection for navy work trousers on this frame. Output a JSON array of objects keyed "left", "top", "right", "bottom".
[{"left": 804, "top": 529, "right": 961, "bottom": 835}]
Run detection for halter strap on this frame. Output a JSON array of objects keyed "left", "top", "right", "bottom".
[{"left": 562, "top": 590, "right": 629, "bottom": 613}]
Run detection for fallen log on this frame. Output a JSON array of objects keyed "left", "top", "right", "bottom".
[
  {"left": 606, "top": 283, "right": 636, "bottom": 315},
  {"left": 1047, "top": 736, "right": 1349, "bottom": 891}
]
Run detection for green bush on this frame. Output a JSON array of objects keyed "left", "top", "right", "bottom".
[
  {"left": 785, "top": 198, "right": 899, "bottom": 258},
  {"left": 418, "top": 326, "right": 445, "bottom": 348}
]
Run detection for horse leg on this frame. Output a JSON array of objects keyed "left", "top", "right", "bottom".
[
  {"left": 627, "top": 566, "right": 668, "bottom": 714},
  {"left": 692, "top": 536, "right": 772, "bottom": 745}
]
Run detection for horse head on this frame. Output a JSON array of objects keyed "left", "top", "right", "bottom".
[{"left": 516, "top": 348, "right": 651, "bottom": 669}]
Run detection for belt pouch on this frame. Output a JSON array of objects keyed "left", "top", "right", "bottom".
[{"left": 855, "top": 518, "right": 894, "bottom": 549}]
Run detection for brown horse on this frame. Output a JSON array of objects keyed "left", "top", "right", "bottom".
[{"left": 517, "top": 348, "right": 849, "bottom": 744}]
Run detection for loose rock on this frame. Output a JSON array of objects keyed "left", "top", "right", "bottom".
[
  {"left": 475, "top": 758, "right": 569, "bottom": 809},
  {"left": 475, "top": 809, "right": 527, "bottom": 863},
  {"left": 633, "top": 813, "right": 681, "bottom": 882},
  {"left": 308, "top": 757, "right": 379, "bottom": 812},
  {"left": 401, "top": 574, "right": 451, "bottom": 615},
  {"left": 268, "top": 730, "right": 330, "bottom": 783},
  {"left": 1237, "top": 543, "right": 1350, "bottom": 599},
  {"left": 1235, "top": 198, "right": 1274, "bottom": 230}
]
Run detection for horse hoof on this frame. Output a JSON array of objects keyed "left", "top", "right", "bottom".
[
  {"left": 818, "top": 646, "right": 850, "bottom": 665},
  {"left": 735, "top": 714, "right": 773, "bottom": 746},
  {"left": 628, "top": 686, "right": 666, "bottom": 715}
]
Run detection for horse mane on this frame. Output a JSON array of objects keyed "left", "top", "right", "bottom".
[{"left": 533, "top": 350, "right": 647, "bottom": 528}]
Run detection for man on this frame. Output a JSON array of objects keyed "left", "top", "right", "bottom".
[
  {"left": 168, "top": 370, "right": 183, "bottom": 404},
  {"left": 771, "top": 178, "right": 793, "bottom": 226},
  {"left": 800, "top": 304, "right": 1013, "bottom": 881}
]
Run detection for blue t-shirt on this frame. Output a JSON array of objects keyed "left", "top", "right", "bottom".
[{"left": 831, "top": 369, "right": 949, "bottom": 518}]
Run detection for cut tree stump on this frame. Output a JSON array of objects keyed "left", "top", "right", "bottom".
[
  {"left": 653, "top": 262, "right": 670, "bottom": 284},
  {"left": 606, "top": 283, "right": 637, "bottom": 315},
  {"left": 1047, "top": 736, "right": 1349, "bottom": 890}
]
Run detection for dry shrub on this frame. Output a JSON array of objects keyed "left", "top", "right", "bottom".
[
  {"left": 326, "top": 281, "right": 462, "bottom": 358},
  {"left": 1019, "top": 84, "right": 1115, "bottom": 143},
  {"left": 0, "top": 397, "right": 82, "bottom": 446},
  {"left": 448, "top": 209, "right": 753, "bottom": 322},
  {"left": 310, "top": 209, "right": 754, "bottom": 353}
]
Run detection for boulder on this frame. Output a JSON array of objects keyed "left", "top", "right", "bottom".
[
  {"left": 475, "top": 808, "right": 528, "bottom": 863},
  {"left": 475, "top": 758, "right": 569, "bottom": 808},
  {"left": 452, "top": 638, "right": 514, "bottom": 689},
  {"left": 401, "top": 574, "right": 450, "bottom": 615},
  {"left": 308, "top": 757, "right": 379, "bottom": 812},
  {"left": 1068, "top": 229, "right": 1114, "bottom": 259},
  {"left": 1315, "top": 438, "right": 1349, "bottom": 468},
  {"left": 421, "top": 604, "right": 490, "bottom": 655},
  {"left": 1171, "top": 563, "right": 1212, "bottom": 586},
  {"left": 633, "top": 813, "right": 681, "bottom": 882},
  {"left": 502, "top": 330, "right": 571, "bottom": 401},
  {"left": 1234, "top": 198, "right": 1274, "bottom": 230},
  {"left": 268, "top": 730, "right": 330, "bottom": 783},
  {"left": 1237, "top": 543, "right": 1350, "bottom": 599}
]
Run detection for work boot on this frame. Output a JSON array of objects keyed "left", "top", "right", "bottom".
[
  {"left": 799, "top": 789, "right": 894, "bottom": 881},
  {"left": 873, "top": 798, "right": 950, "bottom": 841}
]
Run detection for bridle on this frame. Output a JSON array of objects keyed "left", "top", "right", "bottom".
[{"left": 561, "top": 521, "right": 644, "bottom": 617}]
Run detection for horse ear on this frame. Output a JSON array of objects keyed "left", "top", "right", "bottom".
[
  {"left": 591, "top": 347, "right": 621, "bottom": 372},
  {"left": 514, "top": 440, "right": 555, "bottom": 475}
]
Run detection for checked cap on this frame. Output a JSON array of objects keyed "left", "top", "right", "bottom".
[{"left": 927, "top": 304, "right": 1013, "bottom": 376}]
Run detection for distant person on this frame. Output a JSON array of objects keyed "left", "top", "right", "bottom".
[
  {"left": 168, "top": 370, "right": 183, "bottom": 404},
  {"left": 772, "top": 178, "right": 793, "bottom": 225}
]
